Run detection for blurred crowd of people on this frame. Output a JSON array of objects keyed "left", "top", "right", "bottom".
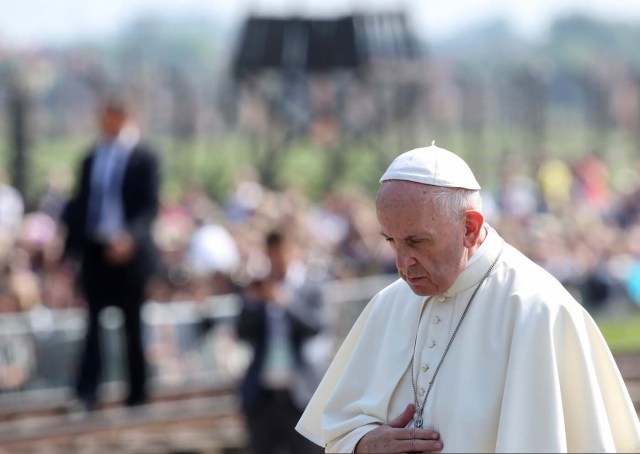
[
  {"left": 492, "top": 154, "right": 640, "bottom": 313},
  {"left": 1, "top": 152, "right": 640, "bottom": 316}
]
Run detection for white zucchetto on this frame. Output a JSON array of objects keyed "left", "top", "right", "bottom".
[{"left": 380, "top": 144, "right": 481, "bottom": 190}]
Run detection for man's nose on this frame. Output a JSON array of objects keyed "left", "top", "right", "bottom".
[{"left": 395, "top": 246, "right": 417, "bottom": 271}]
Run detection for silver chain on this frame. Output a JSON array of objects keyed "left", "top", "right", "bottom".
[{"left": 410, "top": 247, "right": 503, "bottom": 427}]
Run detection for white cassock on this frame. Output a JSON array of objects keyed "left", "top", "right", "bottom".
[{"left": 296, "top": 226, "right": 640, "bottom": 453}]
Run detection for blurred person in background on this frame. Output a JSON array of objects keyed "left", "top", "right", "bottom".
[
  {"left": 572, "top": 154, "right": 612, "bottom": 215},
  {"left": 181, "top": 184, "right": 240, "bottom": 297},
  {"left": 495, "top": 157, "right": 541, "bottom": 222},
  {"left": 0, "top": 170, "right": 24, "bottom": 270},
  {"left": 224, "top": 166, "right": 265, "bottom": 223},
  {"left": 536, "top": 156, "right": 573, "bottom": 214},
  {"left": 184, "top": 216, "right": 240, "bottom": 298},
  {"left": 6, "top": 246, "right": 42, "bottom": 312},
  {"left": 62, "top": 94, "right": 160, "bottom": 412},
  {"left": 148, "top": 197, "right": 195, "bottom": 302},
  {"left": 236, "top": 229, "right": 326, "bottom": 454}
]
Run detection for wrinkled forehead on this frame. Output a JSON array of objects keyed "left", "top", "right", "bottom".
[
  {"left": 376, "top": 181, "right": 438, "bottom": 222},
  {"left": 376, "top": 180, "right": 436, "bottom": 205}
]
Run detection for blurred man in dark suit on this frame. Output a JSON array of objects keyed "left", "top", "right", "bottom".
[
  {"left": 63, "top": 95, "right": 160, "bottom": 411},
  {"left": 236, "top": 230, "right": 326, "bottom": 454}
]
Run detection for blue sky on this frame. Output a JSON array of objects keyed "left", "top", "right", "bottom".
[{"left": 2, "top": 0, "right": 640, "bottom": 47}]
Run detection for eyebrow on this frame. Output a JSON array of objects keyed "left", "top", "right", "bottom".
[{"left": 379, "top": 232, "right": 429, "bottom": 242}]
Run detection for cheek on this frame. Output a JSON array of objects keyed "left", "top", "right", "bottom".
[
  {"left": 414, "top": 249, "right": 437, "bottom": 271},
  {"left": 417, "top": 245, "right": 455, "bottom": 273}
]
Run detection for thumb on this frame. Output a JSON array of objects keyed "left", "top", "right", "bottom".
[{"left": 388, "top": 403, "right": 415, "bottom": 428}]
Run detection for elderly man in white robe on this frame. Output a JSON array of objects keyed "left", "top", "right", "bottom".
[{"left": 296, "top": 144, "right": 640, "bottom": 453}]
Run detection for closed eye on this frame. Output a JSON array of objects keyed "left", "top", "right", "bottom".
[{"left": 380, "top": 234, "right": 394, "bottom": 244}]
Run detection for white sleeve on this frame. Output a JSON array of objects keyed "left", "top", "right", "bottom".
[{"left": 325, "top": 424, "right": 379, "bottom": 453}]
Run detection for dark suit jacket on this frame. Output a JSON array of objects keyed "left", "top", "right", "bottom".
[
  {"left": 236, "top": 280, "right": 325, "bottom": 411},
  {"left": 63, "top": 143, "right": 160, "bottom": 298}
]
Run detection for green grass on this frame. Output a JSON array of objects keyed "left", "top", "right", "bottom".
[
  {"left": 5, "top": 124, "right": 640, "bottom": 208},
  {"left": 596, "top": 313, "right": 640, "bottom": 353}
]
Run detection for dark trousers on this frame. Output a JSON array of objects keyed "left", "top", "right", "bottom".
[
  {"left": 75, "top": 285, "right": 147, "bottom": 407},
  {"left": 244, "top": 388, "right": 323, "bottom": 454}
]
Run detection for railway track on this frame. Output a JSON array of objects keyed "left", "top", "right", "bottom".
[
  {"left": 0, "top": 382, "right": 246, "bottom": 453},
  {"left": 3, "top": 353, "right": 640, "bottom": 453}
]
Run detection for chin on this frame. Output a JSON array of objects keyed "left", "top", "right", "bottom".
[
  {"left": 406, "top": 282, "right": 433, "bottom": 297},
  {"left": 402, "top": 274, "right": 439, "bottom": 296}
]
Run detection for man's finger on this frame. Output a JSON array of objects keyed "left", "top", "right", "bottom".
[
  {"left": 396, "top": 438, "right": 444, "bottom": 452},
  {"left": 388, "top": 403, "right": 415, "bottom": 428},
  {"left": 396, "top": 427, "right": 440, "bottom": 440}
]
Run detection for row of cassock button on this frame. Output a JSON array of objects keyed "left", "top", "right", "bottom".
[{"left": 417, "top": 295, "right": 450, "bottom": 396}]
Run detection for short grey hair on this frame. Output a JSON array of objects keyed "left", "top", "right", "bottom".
[{"left": 429, "top": 186, "right": 482, "bottom": 221}]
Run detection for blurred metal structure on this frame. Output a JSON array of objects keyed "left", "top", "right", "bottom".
[
  {"left": 229, "top": 13, "right": 425, "bottom": 189},
  {"left": 7, "top": 72, "right": 30, "bottom": 198},
  {"left": 233, "top": 14, "right": 417, "bottom": 76}
]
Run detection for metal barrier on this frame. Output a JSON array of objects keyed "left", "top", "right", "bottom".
[{"left": 0, "top": 274, "right": 397, "bottom": 408}]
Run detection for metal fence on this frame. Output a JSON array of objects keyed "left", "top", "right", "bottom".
[{"left": 0, "top": 274, "right": 396, "bottom": 408}]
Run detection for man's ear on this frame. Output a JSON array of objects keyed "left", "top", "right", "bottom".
[{"left": 463, "top": 210, "right": 484, "bottom": 248}]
